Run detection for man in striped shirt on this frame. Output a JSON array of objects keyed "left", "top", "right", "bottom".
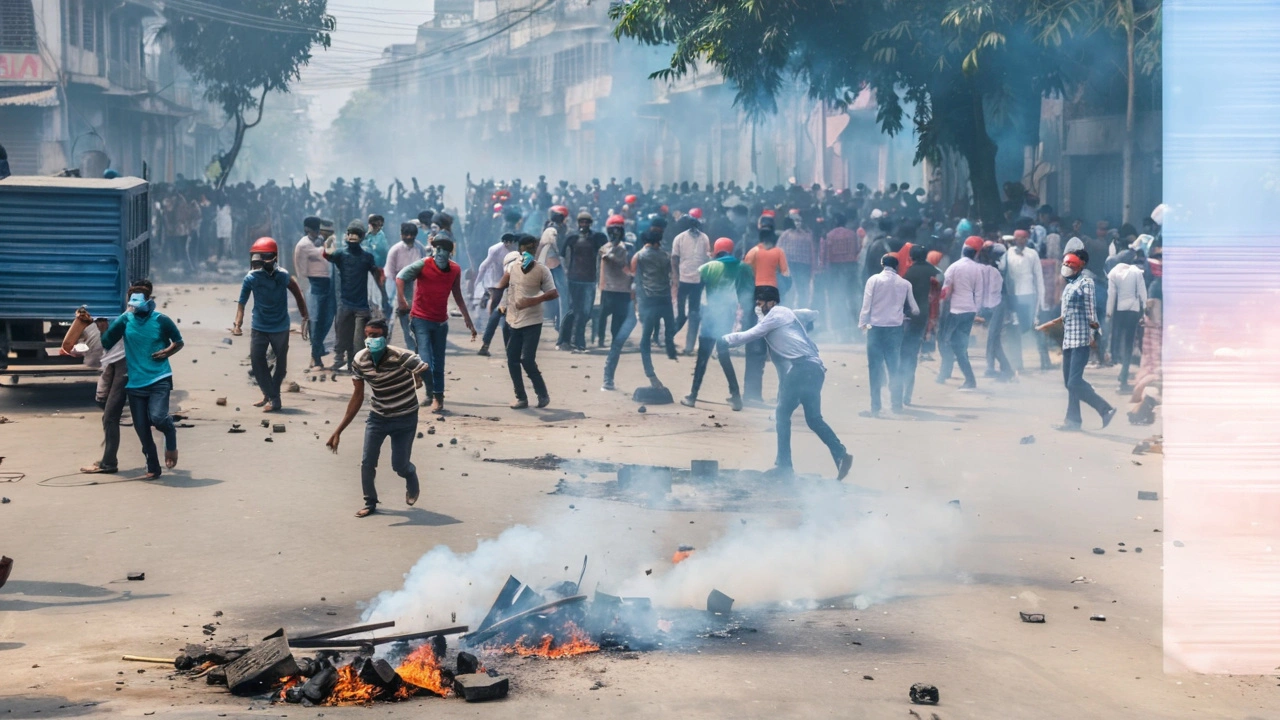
[{"left": 326, "top": 320, "right": 427, "bottom": 517}]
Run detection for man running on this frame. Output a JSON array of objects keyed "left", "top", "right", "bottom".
[
  {"left": 326, "top": 320, "right": 426, "bottom": 518},
  {"left": 101, "top": 280, "right": 184, "bottom": 480},
  {"left": 233, "top": 237, "right": 310, "bottom": 412},
  {"left": 681, "top": 237, "right": 749, "bottom": 410},
  {"left": 396, "top": 235, "right": 477, "bottom": 412},
  {"left": 494, "top": 235, "right": 559, "bottom": 408},
  {"left": 722, "top": 287, "right": 853, "bottom": 480}
]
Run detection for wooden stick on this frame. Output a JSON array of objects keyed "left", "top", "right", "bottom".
[
  {"left": 293, "top": 620, "right": 396, "bottom": 642},
  {"left": 122, "top": 655, "right": 174, "bottom": 664},
  {"left": 461, "top": 595, "right": 586, "bottom": 647},
  {"left": 289, "top": 625, "right": 468, "bottom": 649}
]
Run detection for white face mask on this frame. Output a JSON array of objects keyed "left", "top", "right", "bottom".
[{"left": 1060, "top": 266, "right": 1074, "bottom": 278}]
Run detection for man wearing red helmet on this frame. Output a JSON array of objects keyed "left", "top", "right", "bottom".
[
  {"left": 597, "top": 215, "right": 634, "bottom": 350},
  {"left": 671, "top": 208, "right": 712, "bottom": 355},
  {"left": 935, "top": 236, "right": 986, "bottom": 389},
  {"left": 1037, "top": 251, "right": 1116, "bottom": 430},
  {"left": 233, "top": 237, "right": 310, "bottom": 412}
]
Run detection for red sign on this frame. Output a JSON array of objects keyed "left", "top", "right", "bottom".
[{"left": 0, "top": 53, "right": 47, "bottom": 82}]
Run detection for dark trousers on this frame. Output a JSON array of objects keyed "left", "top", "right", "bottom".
[
  {"left": 99, "top": 359, "right": 128, "bottom": 469},
  {"left": 1111, "top": 310, "right": 1142, "bottom": 385},
  {"left": 639, "top": 296, "right": 677, "bottom": 379},
  {"left": 557, "top": 281, "right": 596, "bottom": 349},
  {"left": 334, "top": 306, "right": 370, "bottom": 368},
  {"left": 507, "top": 324, "right": 548, "bottom": 401},
  {"left": 127, "top": 377, "right": 177, "bottom": 476},
  {"left": 936, "top": 312, "right": 977, "bottom": 385},
  {"left": 1062, "top": 345, "right": 1112, "bottom": 426},
  {"left": 599, "top": 291, "right": 632, "bottom": 346},
  {"left": 411, "top": 316, "right": 449, "bottom": 398},
  {"left": 984, "top": 302, "right": 1012, "bottom": 375},
  {"left": 250, "top": 329, "right": 290, "bottom": 403},
  {"left": 307, "top": 276, "right": 335, "bottom": 363},
  {"left": 690, "top": 335, "right": 739, "bottom": 399},
  {"left": 900, "top": 322, "right": 926, "bottom": 405},
  {"left": 602, "top": 299, "right": 638, "bottom": 385},
  {"left": 775, "top": 359, "right": 846, "bottom": 470},
  {"left": 825, "top": 263, "right": 859, "bottom": 340},
  {"left": 481, "top": 289, "right": 504, "bottom": 346},
  {"left": 866, "top": 325, "right": 905, "bottom": 412},
  {"left": 674, "top": 282, "right": 703, "bottom": 353},
  {"left": 360, "top": 410, "right": 419, "bottom": 508}
]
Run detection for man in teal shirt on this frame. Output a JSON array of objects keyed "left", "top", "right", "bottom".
[
  {"left": 364, "top": 214, "right": 393, "bottom": 339},
  {"left": 101, "top": 280, "right": 184, "bottom": 479}
]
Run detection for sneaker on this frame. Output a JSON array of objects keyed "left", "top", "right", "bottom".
[
  {"left": 836, "top": 453, "right": 854, "bottom": 481},
  {"left": 1100, "top": 406, "right": 1117, "bottom": 428},
  {"left": 729, "top": 395, "right": 743, "bottom": 412},
  {"left": 477, "top": 344, "right": 491, "bottom": 357},
  {"left": 536, "top": 395, "right": 551, "bottom": 409},
  {"left": 680, "top": 395, "right": 697, "bottom": 408},
  {"left": 601, "top": 380, "right": 616, "bottom": 391},
  {"left": 510, "top": 398, "right": 529, "bottom": 409}
]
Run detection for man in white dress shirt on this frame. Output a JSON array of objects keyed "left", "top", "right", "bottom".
[
  {"left": 1107, "top": 256, "right": 1148, "bottom": 392},
  {"left": 936, "top": 236, "right": 986, "bottom": 389},
  {"left": 860, "top": 254, "right": 920, "bottom": 415}
]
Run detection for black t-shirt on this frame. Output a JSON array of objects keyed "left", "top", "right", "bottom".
[{"left": 563, "top": 231, "right": 606, "bottom": 282}]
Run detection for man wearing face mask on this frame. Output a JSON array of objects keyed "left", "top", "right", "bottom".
[
  {"left": 233, "top": 237, "right": 310, "bottom": 412},
  {"left": 294, "top": 216, "right": 333, "bottom": 370},
  {"left": 101, "top": 280, "right": 184, "bottom": 480},
  {"left": 632, "top": 223, "right": 679, "bottom": 389},
  {"left": 721, "top": 287, "right": 853, "bottom": 481},
  {"left": 1037, "top": 252, "right": 1117, "bottom": 430},
  {"left": 327, "top": 320, "right": 427, "bottom": 518},
  {"left": 494, "top": 235, "right": 559, "bottom": 409},
  {"left": 385, "top": 223, "right": 428, "bottom": 346},
  {"left": 397, "top": 237, "right": 477, "bottom": 413},
  {"left": 323, "top": 220, "right": 387, "bottom": 372},
  {"left": 681, "top": 237, "right": 749, "bottom": 410},
  {"left": 557, "top": 211, "right": 606, "bottom": 352}
]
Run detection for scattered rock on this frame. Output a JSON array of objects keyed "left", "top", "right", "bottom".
[
  {"left": 1019, "top": 612, "right": 1045, "bottom": 623},
  {"left": 1092, "top": 548, "right": 1105, "bottom": 555},
  {"left": 453, "top": 673, "right": 509, "bottom": 702},
  {"left": 286, "top": 382, "right": 300, "bottom": 393},
  {"left": 1090, "top": 614, "right": 1106, "bottom": 622},
  {"left": 1, "top": 497, "right": 8, "bottom": 504},
  {"left": 222, "top": 338, "right": 233, "bottom": 345},
  {"left": 456, "top": 652, "right": 479, "bottom": 675},
  {"left": 706, "top": 589, "right": 734, "bottom": 614},
  {"left": 215, "top": 398, "right": 227, "bottom": 406},
  {"left": 909, "top": 683, "right": 939, "bottom": 705},
  {"left": 1019, "top": 435, "right": 1036, "bottom": 445},
  {"left": 272, "top": 424, "right": 286, "bottom": 433},
  {"left": 450, "top": 438, "right": 458, "bottom": 445},
  {"left": 637, "top": 406, "right": 647, "bottom": 413},
  {"left": 417, "top": 432, "right": 424, "bottom": 439},
  {"left": 228, "top": 424, "right": 245, "bottom": 434},
  {"left": 260, "top": 419, "right": 270, "bottom": 428},
  {"left": 127, "top": 572, "right": 145, "bottom": 581},
  {"left": 427, "top": 426, "right": 436, "bottom": 435}
]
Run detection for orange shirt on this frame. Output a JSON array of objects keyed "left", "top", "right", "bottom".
[{"left": 745, "top": 245, "right": 789, "bottom": 287}]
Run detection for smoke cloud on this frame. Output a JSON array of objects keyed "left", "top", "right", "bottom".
[{"left": 361, "top": 484, "right": 964, "bottom": 630}]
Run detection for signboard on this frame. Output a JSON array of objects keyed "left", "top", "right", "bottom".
[{"left": 0, "top": 54, "right": 49, "bottom": 82}]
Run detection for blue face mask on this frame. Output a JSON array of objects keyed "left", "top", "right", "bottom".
[
  {"left": 434, "top": 248, "right": 451, "bottom": 270},
  {"left": 364, "top": 336, "right": 387, "bottom": 356},
  {"left": 128, "top": 293, "right": 152, "bottom": 315},
  {"left": 521, "top": 251, "right": 535, "bottom": 270}
]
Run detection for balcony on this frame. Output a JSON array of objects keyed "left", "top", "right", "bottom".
[{"left": 107, "top": 61, "right": 146, "bottom": 92}]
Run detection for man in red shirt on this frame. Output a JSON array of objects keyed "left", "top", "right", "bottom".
[{"left": 395, "top": 237, "right": 477, "bottom": 413}]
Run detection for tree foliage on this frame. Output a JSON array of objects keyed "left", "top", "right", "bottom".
[
  {"left": 611, "top": 0, "right": 1155, "bottom": 224},
  {"left": 163, "top": 0, "right": 334, "bottom": 188}
]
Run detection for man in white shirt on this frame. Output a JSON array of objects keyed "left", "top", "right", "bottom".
[
  {"left": 494, "top": 235, "right": 559, "bottom": 408},
  {"left": 538, "top": 205, "right": 569, "bottom": 331},
  {"left": 722, "top": 286, "right": 854, "bottom": 481},
  {"left": 671, "top": 208, "right": 712, "bottom": 354},
  {"left": 293, "top": 216, "right": 335, "bottom": 370},
  {"left": 1000, "top": 229, "right": 1050, "bottom": 371},
  {"left": 474, "top": 233, "right": 518, "bottom": 356},
  {"left": 1107, "top": 258, "right": 1148, "bottom": 392},
  {"left": 859, "top": 254, "right": 920, "bottom": 415},
  {"left": 384, "top": 222, "right": 428, "bottom": 347},
  {"left": 936, "top": 237, "right": 985, "bottom": 389}
]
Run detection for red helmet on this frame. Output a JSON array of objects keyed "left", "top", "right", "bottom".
[
  {"left": 624, "top": 194, "right": 637, "bottom": 205},
  {"left": 688, "top": 208, "right": 703, "bottom": 220},
  {"left": 963, "top": 235, "right": 985, "bottom": 252},
  {"left": 250, "top": 237, "right": 278, "bottom": 255},
  {"left": 606, "top": 214, "right": 626, "bottom": 228},
  {"left": 550, "top": 205, "right": 569, "bottom": 218},
  {"left": 761, "top": 209, "right": 776, "bottom": 218},
  {"left": 713, "top": 237, "right": 734, "bottom": 255}
]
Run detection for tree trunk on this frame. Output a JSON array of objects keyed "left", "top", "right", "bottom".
[
  {"left": 1122, "top": 0, "right": 1136, "bottom": 225},
  {"left": 215, "top": 113, "right": 248, "bottom": 191},
  {"left": 963, "top": 88, "right": 1003, "bottom": 227}
]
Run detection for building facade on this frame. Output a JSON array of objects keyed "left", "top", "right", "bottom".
[{"left": 0, "top": 0, "right": 221, "bottom": 180}]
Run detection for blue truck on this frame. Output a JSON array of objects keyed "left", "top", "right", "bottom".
[{"left": 0, "top": 175, "right": 150, "bottom": 377}]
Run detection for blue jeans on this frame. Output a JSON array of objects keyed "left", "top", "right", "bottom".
[
  {"left": 481, "top": 288, "right": 504, "bottom": 346},
  {"left": 674, "top": 282, "right": 703, "bottom": 353},
  {"left": 361, "top": 410, "right": 419, "bottom": 508},
  {"left": 411, "top": 316, "right": 449, "bottom": 398},
  {"left": 899, "top": 322, "right": 926, "bottom": 405},
  {"left": 936, "top": 312, "right": 977, "bottom": 385},
  {"left": 549, "top": 266, "right": 568, "bottom": 329},
  {"left": 866, "top": 324, "right": 904, "bottom": 412},
  {"left": 558, "top": 281, "right": 596, "bottom": 349},
  {"left": 307, "top": 276, "right": 335, "bottom": 363},
  {"left": 1062, "top": 345, "right": 1112, "bottom": 426},
  {"left": 639, "top": 296, "right": 676, "bottom": 379},
  {"left": 775, "top": 359, "right": 846, "bottom": 470},
  {"left": 602, "top": 298, "right": 638, "bottom": 385},
  {"left": 127, "top": 377, "right": 177, "bottom": 475},
  {"left": 392, "top": 279, "right": 414, "bottom": 347}
]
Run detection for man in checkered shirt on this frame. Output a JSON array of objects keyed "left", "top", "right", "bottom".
[{"left": 1044, "top": 251, "right": 1116, "bottom": 430}]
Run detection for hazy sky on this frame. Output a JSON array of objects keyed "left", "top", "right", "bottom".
[{"left": 294, "top": 0, "right": 435, "bottom": 128}]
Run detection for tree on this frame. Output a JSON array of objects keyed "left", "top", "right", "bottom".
[
  {"left": 611, "top": 0, "right": 1088, "bottom": 225},
  {"left": 163, "top": 0, "right": 334, "bottom": 189}
]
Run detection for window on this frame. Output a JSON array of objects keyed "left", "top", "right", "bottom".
[
  {"left": 67, "top": 0, "right": 79, "bottom": 47},
  {"left": 82, "top": 0, "right": 94, "bottom": 52},
  {"left": 0, "top": 0, "right": 38, "bottom": 51}
]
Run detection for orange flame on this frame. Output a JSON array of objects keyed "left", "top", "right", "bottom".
[
  {"left": 500, "top": 621, "right": 600, "bottom": 658},
  {"left": 324, "top": 665, "right": 380, "bottom": 705},
  {"left": 276, "top": 675, "right": 302, "bottom": 701},
  {"left": 393, "top": 644, "right": 451, "bottom": 698}
]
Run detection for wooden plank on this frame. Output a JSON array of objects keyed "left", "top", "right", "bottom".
[
  {"left": 460, "top": 595, "right": 587, "bottom": 647},
  {"left": 288, "top": 625, "right": 468, "bottom": 650},
  {"left": 292, "top": 620, "right": 395, "bottom": 642},
  {"left": 476, "top": 576, "right": 521, "bottom": 632},
  {"left": 224, "top": 635, "right": 298, "bottom": 695}
]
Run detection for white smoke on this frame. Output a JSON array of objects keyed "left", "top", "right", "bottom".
[{"left": 361, "top": 484, "right": 963, "bottom": 630}]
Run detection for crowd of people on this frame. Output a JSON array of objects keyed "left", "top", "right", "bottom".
[{"left": 63, "top": 172, "right": 1165, "bottom": 516}]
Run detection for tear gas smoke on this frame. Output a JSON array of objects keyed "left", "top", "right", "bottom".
[{"left": 362, "top": 485, "right": 964, "bottom": 628}]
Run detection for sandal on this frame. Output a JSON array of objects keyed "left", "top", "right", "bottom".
[
  {"left": 79, "top": 463, "right": 117, "bottom": 474},
  {"left": 406, "top": 490, "right": 419, "bottom": 506},
  {"left": 355, "top": 506, "right": 376, "bottom": 518}
]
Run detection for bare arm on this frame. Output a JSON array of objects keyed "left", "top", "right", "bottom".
[
  {"left": 288, "top": 277, "right": 310, "bottom": 340},
  {"left": 326, "top": 378, "right": 366, "bottom": 452},
  {"left": 233, "top": 303, "right": 246, "bottom": 335},
  {"left": 451, "top": 273, "right": 477, "bottom": 339}
]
